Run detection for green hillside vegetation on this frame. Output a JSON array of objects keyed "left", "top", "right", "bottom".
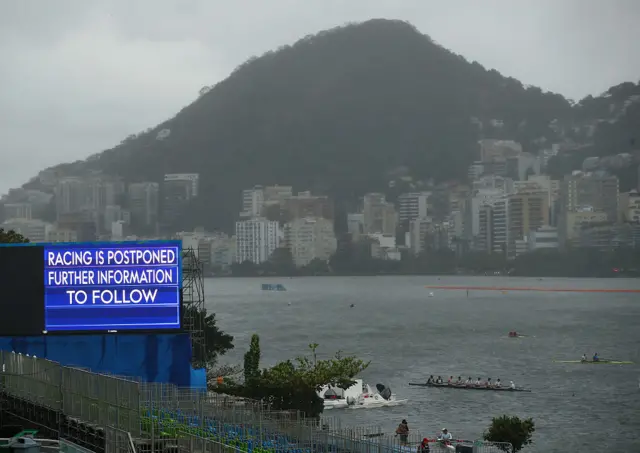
[
  {"left": 547, "top": 80, "right": 640, "bottom": 188},
  {"left": 26, "top": 19, "right": 639, "bottom": 231}
]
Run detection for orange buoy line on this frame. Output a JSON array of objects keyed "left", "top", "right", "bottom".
[{"left": 424, "top": 285, "right": 640, "bottom": 293}]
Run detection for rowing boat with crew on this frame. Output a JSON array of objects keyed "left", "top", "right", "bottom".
[
  {"left": 554, "top": 353, "right": 634, "bottom": 365},
  {"left": 409, "top": 382, "right": 531, "bottom": 392},
  {"left": 553, "top": 360, "right": 633, "bottom": 365}
]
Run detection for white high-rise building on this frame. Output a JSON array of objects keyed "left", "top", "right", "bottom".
[
  {"left": 285, "top": 217, "right": 337, "bottom": 267},
  {"left": 235, "top": 218, "right": 280, "bottom": 264},
  {"left": 528, "top": 226, "right": 559, "bottom": 251},
  {"left": 397, "top": 192, "right": 430, "bottom": 223},
  {"left": 409, "top": 217, "right": 432, "bottom": 255},
  {"left": 241, "top": 186, "right": 265, "bottom": 218},
  {"left": 490, "top": 197, "right": 509, "bottom": 253},
  {"left": 463, "top": 188, "right": 504, "bottom": 241}
]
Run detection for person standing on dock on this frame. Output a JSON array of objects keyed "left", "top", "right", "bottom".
[{"left": 395, "top": 419, "right": 409, "bottom": 445}]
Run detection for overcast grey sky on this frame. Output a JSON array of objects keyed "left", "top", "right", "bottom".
[{"left": 1, "top": 0, "right": 639, "bottom": 195}]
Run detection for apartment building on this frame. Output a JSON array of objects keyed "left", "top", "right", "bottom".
[
  {"left": 528, "top": 226, "right": 559, "bottom": 251},
  {"left": 560, "top": 173, "right": 619, "bottom": 222},
  {"left": 241, "top": 186, "right": 265, "bottom": 219},
  {"left": 161, "top": 173, "right": 199, "bottom": 232},
  {"left": 363, "top": 193, "right": 397, "bottom": 235},
  {"left": 235, "top": 218, "right": 280, "bottom": 264},
  {"left": 285, "top": 217, "right": 337, "bottom": 267},
  {"left": 128, "top": 182, "right": 159, "bottom": 232},
  {"left": 619, "top": 190, "right": 640, "bottom": 223},
  {"left": 559, "top": 209, "right": 608, "bottom": 248},
  {"left": 2, "top": 203, "right": 32, "bottom": 221},
  {"left": 507, "top": 192, "right": 549, "bottom": 257},
  {"left": 1, "top": 219, "right": 52, "bottom": 242},
  {"left": 476, "top": 197, "right": 508, "bottom": 254},
  {"left": 397, "top": 192, "right": 430, "bottom": 223},
  {"left": 282, "top": 192, "right": 334, "bottom": 221}
]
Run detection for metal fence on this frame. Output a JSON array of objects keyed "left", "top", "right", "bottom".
[
  {"left": 1, "top": 351, "right": 513, "bottom": 453},
  {"left": 59, "top": 438, "right": 96, "bottom": 453},
  {"left": 105, "top": 427, "right": 137, "bottom": 453}
]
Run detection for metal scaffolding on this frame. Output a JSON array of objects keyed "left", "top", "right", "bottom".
[{"left": 181, "top": 247, "right": 206, "bottom": 364}]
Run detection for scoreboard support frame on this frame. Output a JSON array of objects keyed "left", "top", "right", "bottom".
[{"left": 182, "top": 247, "right": 206, "bottom": 364}]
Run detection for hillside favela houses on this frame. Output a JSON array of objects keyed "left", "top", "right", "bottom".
[{"left": 1, "top": 138, "right": 640, "bottom": 274}]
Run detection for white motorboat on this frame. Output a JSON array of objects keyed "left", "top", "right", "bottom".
[
  {"left": 318, "top": 379, "right": 366, "bottom": 410},
  {"left": 347, "top": 383, "right": 408, "bottom": 409}
]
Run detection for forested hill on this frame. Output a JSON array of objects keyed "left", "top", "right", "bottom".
[{"left": 26, "top": 19, "right": 639, "bottom": 231}]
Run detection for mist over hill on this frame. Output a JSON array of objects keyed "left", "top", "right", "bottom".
[{"left": 22, "top": 19, "right": 640, "bottom": 231}]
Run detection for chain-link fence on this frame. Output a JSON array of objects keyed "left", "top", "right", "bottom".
[
  {"left": 105, "top": 426, "right": 137, "bottom": 453},
  {"left": 1, "top": 351, "right": 513, "bottom": 453}
]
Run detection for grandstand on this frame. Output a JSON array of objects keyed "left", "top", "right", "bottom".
[{"left": 0, "top": 351, "right": 511, "bottom": 453}]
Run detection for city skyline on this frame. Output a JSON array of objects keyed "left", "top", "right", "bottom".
[{"left": 2, "top": 136, "right": 639, "bottom": 271}]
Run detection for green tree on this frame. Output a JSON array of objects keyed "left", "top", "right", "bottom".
[
  {"left": 483, "top": 415, "right": 535, "bottom": 452},
  {"left": 301, "top": 258, "right": 330, "bottom": 275},
  {"left": 230, "top": 260, "right": 259, "bottom": 276},
  {"left": 264, "top": 247, "right": 296, "bottom": 276},
  {"left": 219, "top": 342, "right": 369, "bottom": 418},
  {"left": 185, "top": 307, "right": 234, "bottom": 366},
  {"left": 0, "top": 229, "right": 30, "bottom": 244},
  {"left": 243, "top": 334, "right": 261, "bottom": 384}
]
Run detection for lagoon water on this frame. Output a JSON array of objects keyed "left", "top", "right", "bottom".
[{"left": 204, "top": 276, "right": 640, "bottom": 452}]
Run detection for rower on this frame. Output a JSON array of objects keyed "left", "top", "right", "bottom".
[
  {"left": 510, "top": 380, "right": 516, "bottom": 389},
  {"left": 593, "top": 353, "right": 599, "bottom": 362},
  {"left": 456, "top": 376, "right": 462, "bottom": 385},
  {"left": 495, "top": 379, "right": 502, "bottom": 388},
  {"left": 447, "top": 376, "right": 453, "bottom": 384},
  {"left": 436, "top": 376, "right": 443, "bottom": 384},
  {"left": 581, "top": 353, "right": 587, "bottom": 362},
  {"left": 475, "top": 377, "right": 481, "bottom": 386},
  {"left": 465, "top": 377, "right": 472, "bottom": 385},
  {"left": 486, "top": 378, "right": 492, "bottom": 388},
  {"left": 426, "top": 375, "right": 434, "bottom": 384}
]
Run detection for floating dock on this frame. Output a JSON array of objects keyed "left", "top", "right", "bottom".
[{"left": 262, "top": 283, "right": 287, "bottom": 291}]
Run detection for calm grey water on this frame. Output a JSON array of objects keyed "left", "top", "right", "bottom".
[{"left": 204, "top": 276, "right": 640, "bottom": 452}]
